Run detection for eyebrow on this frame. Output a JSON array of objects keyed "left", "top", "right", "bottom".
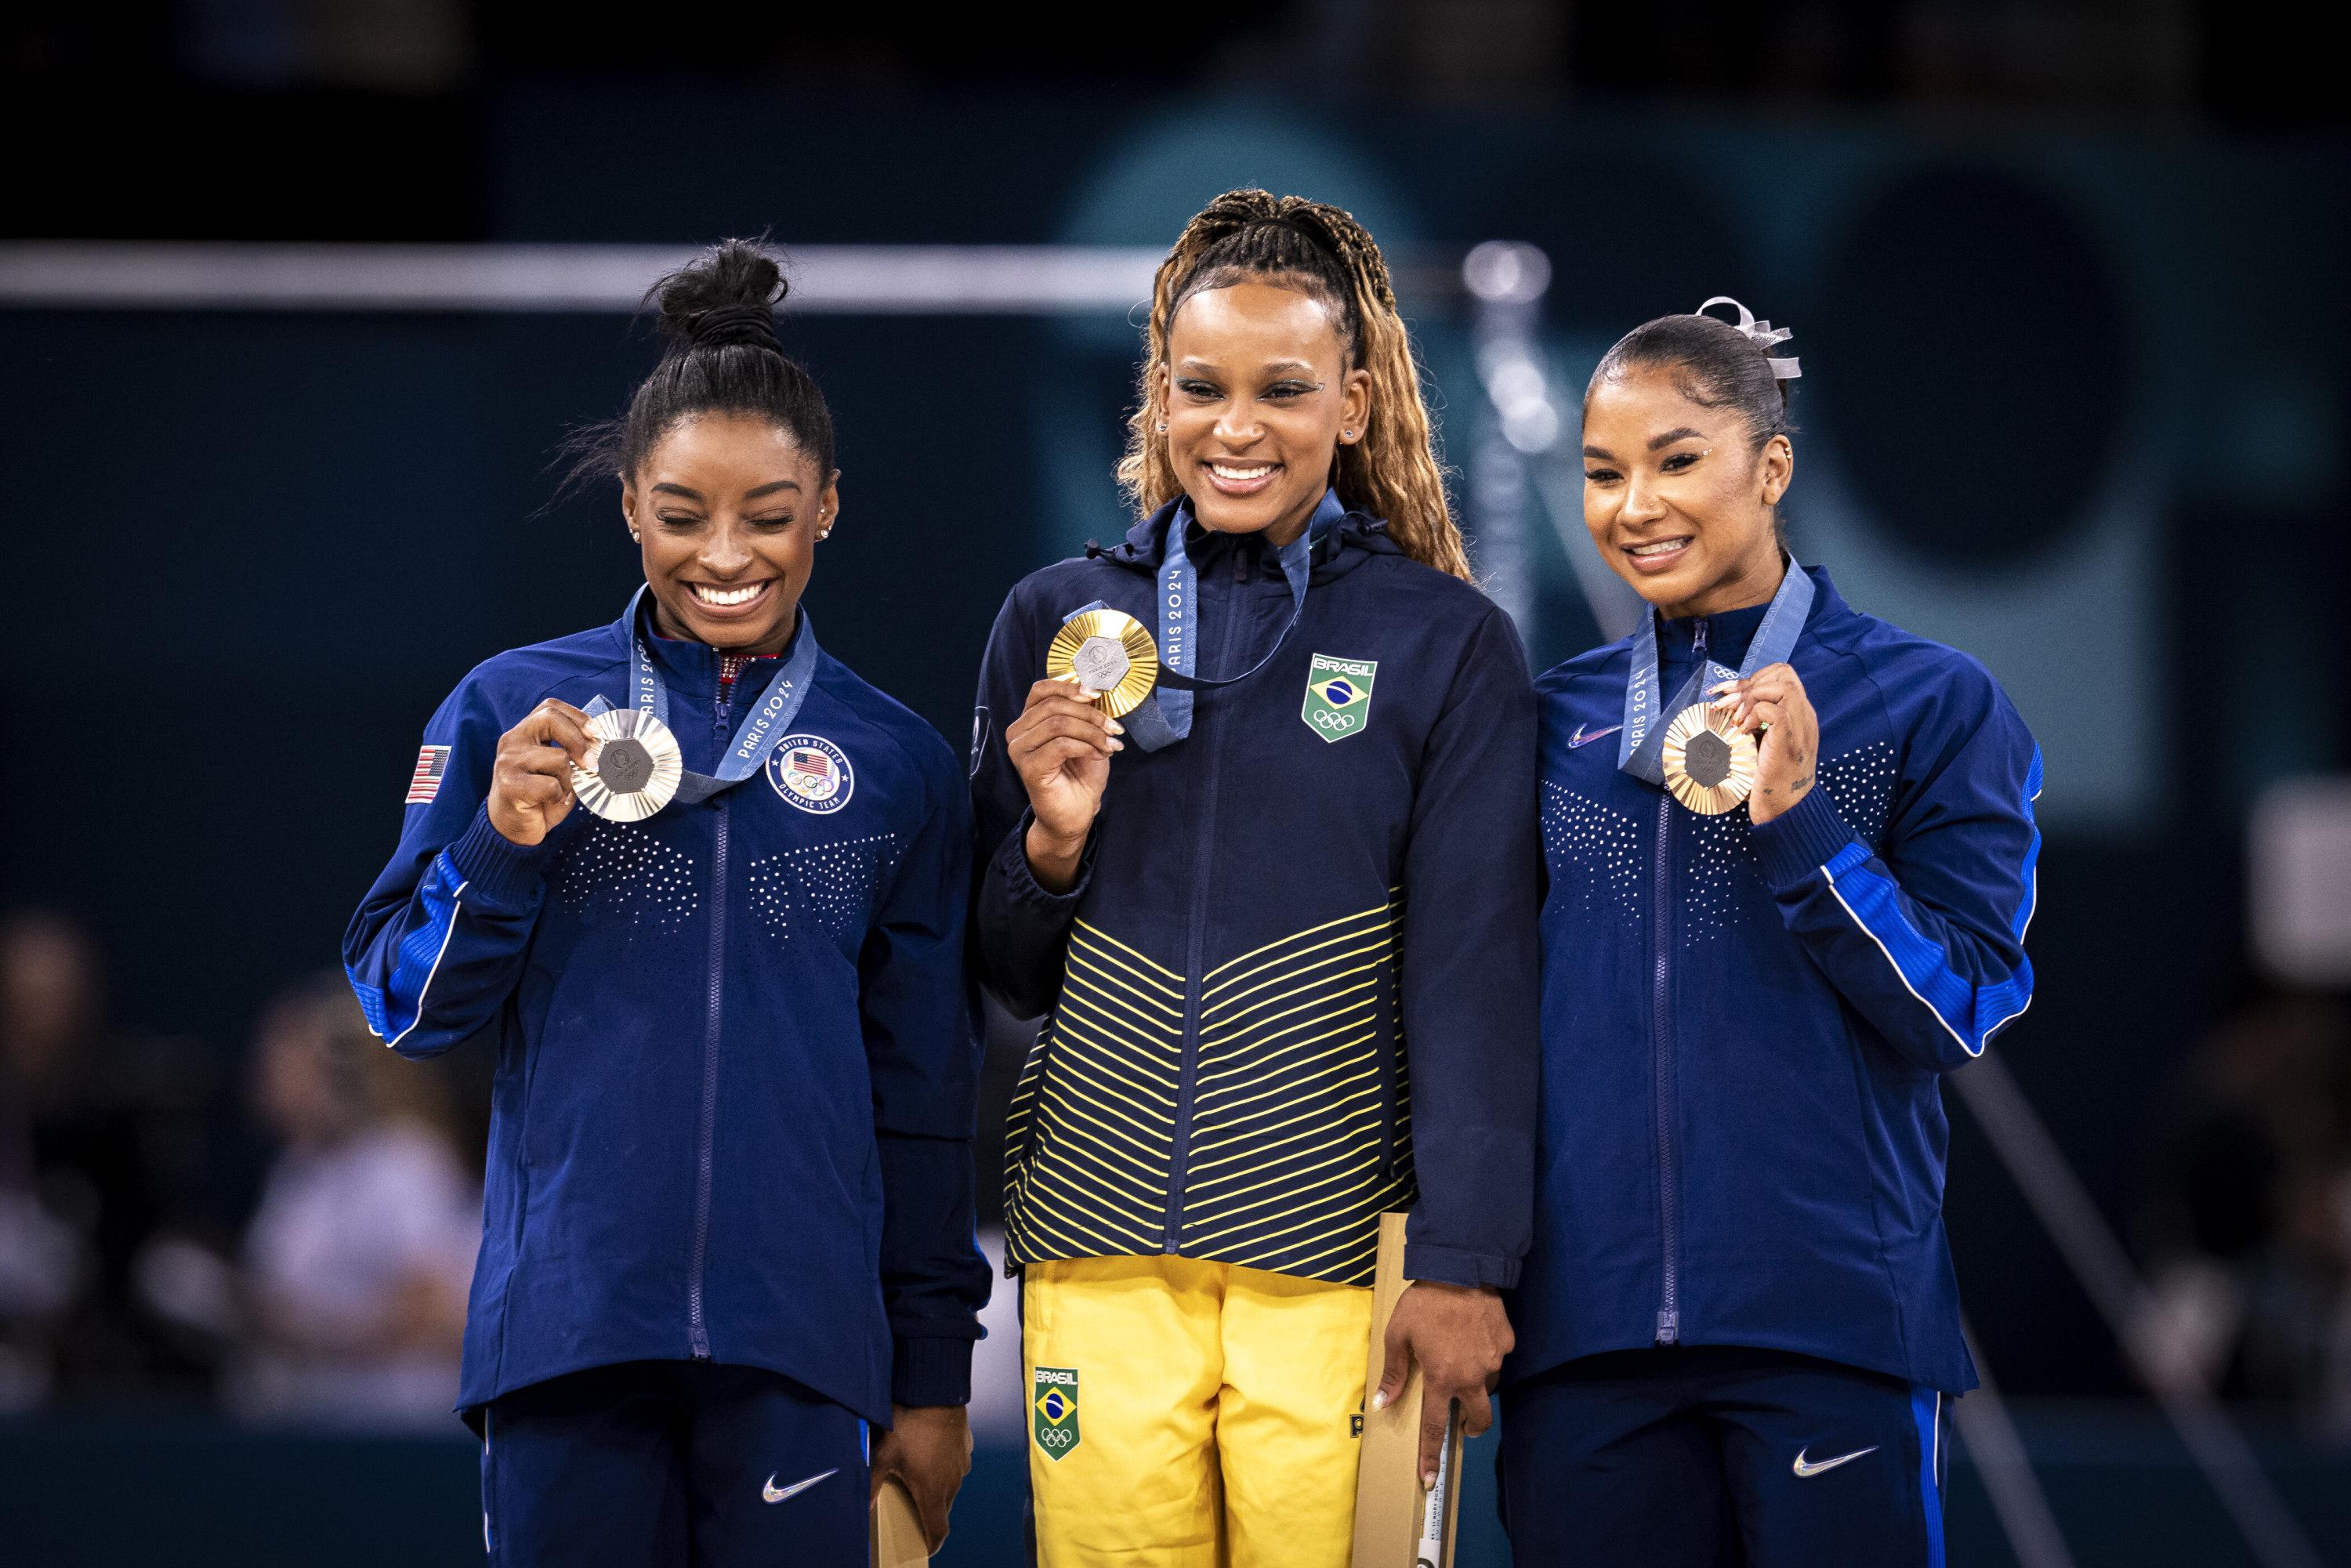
[
  {"left": 1175, "top": 357, "right": 1319, "bottom": 375},
  {"left": 1648, "top": 427, "right": 1708, "bottom": 451},
  {"left": 649, "top": 479, "right": 802, "bottom": 502}
]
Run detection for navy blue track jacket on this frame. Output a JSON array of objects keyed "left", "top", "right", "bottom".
[
  {"left": 1508, "top": 567, "right": 2040, "bottom": 1396},
  {"left": 970, "top": 495, "right": 1541, "bottom": 1291},
  {"left": 343, "top": 602, "right": 990, "bottom": 1425}
]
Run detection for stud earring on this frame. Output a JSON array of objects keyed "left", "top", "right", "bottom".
[
  {"left": 629, "top": 530, "right": 640, "bottom": 542},
  {"left": 1156, "top": 422, "right": 1167, "bottom": 433},
  {"left": 1342, "top": 429, "right": 1354, "bottom": 439}
]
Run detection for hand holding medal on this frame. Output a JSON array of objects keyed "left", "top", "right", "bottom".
[
  {"left": 1009, "top": 610, "right": 1157, "bottom": 893},
  {"left": 488, "top": 698, "right": 596, "bottom": 846},
  {"left": 1710, "top": 661, "right": 1817, "bottom": 825}
]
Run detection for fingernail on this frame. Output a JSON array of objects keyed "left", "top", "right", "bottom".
[
  {"left": 1109, "top": 739, "right": 1125, "bottom": 752},
  {"left": 1106, "top": 719, "right": 1125, "bottom": 734},
  {"left": 1422, "top": 1472, "right": 1437, "bottom": 1490},
  {"left": 1370, "top": 1389, "right": 1389, "bottom": 1412}
]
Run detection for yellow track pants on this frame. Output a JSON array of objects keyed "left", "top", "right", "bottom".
[{"left": 1023, "top": 1254, "right": 1372, "bottom": 1567}]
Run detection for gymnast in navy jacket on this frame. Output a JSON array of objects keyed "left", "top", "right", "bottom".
[
  {"left": 344, "top": 242, "right": 985, "bottom": 1566},
  {"left": 1502, "top": 301, "right": 2041, "bottom": 1567}
]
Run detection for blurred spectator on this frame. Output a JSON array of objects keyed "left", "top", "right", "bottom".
[
  {"left": 2135, "top": 990, "right": 2351, "bottom": 1432},
  {"left": 0, "top": 910, "right": 219, "bottom": 1409},
  {"left": 216, "top": 974, "right": 477, "bottom": 1431}
]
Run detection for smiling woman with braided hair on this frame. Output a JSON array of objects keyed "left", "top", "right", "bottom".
[{"left": 967, "top": 190, "right": 1539, "bottom": 1565}]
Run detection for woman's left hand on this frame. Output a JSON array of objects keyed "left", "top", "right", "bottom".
[
  {"left": 1373, "top": 1282, "right": 1514, "bottom": 1490},
  {"left": 869, "top": 1403, "right": 972, "bottom": 1552},
  {"left": 1714, "top": 662, "right": 1819, "bottom": 825}
]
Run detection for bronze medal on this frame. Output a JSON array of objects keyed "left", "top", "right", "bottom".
[{"left": 1659, "top": 701, "right": 1758, "bottom": 816}]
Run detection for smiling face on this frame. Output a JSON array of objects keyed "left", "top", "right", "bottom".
[
  {"left": 1581, "top": 364, "right": 1793, "bottom": 618},
  {"left": 1161, "top": 281, "right": 1369, "bottom": 545},
  {"left": 621, "top": 411, "right": 839, "bottom": 654}
]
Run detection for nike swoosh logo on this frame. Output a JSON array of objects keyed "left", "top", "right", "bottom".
[
  {"left": 763, "top": 1468, "right": 838, "bottom": 1504},
  {"left": 1567, "top": 723, "right": 1623, "bottom": 749},
  {"left": 1792, "top": 1445, "right": 1878, "bottom": 1478}
]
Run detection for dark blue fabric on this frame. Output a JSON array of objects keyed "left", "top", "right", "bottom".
[
  {"left": 344, "top": 607, "right": 990, "bottom": 1423},
  {"left": 482, "top": 1360, "right": 869, "bottom": 1568},
  {"left": 1498, "top": 1346, "right": 1945, "bottom": 1568},
  {"left": 1513, "top": 567, "right": 2041, "bottom": 1395},
  {"left": 969, "top": 502, "right": 1541, "bottom": 1289}
]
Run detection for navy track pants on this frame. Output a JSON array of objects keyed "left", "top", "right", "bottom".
[
  {"left": 479, "top": 1360, "right": 869, "bottom": 1567},
  {"left": 1498, "top": 1345, "right": 1948, "bottom": 1567}
]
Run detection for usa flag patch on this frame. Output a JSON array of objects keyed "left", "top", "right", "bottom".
[{"left": 407, "top": 745, "right": 452, "bottom": 804}]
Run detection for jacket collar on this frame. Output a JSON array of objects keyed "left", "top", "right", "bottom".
[
  {"left": 608, "top": 588, "right": 805, "bottom": 699},
  {"left": 1092, "top": 487, "right": 1397, "bottom": 585},
  {"left": 1636, "top": 563, "right": 1849, "bottom": 663}
]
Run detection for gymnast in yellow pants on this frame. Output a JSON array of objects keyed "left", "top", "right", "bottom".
[
  {"left": 1023, "top": 1258, "right": 1372, "bottom": 1564},
  {"left": 967, "top": 190, "right": 1541, "bottom": 1566}
]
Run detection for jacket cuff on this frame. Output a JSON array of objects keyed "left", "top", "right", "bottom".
[
  {"left": 1749, "top": 788, "right": 1860, "bottom": 894},
  {"left": 444, "top": 805, "right": 567, "bottom": 909},
  {"left": 991, "top": 809, "right": 1095, "bottom": 909},
  {"left": 1404, "top": 1241, "right": 1522, "bottom": 1291},
  {"left": 890, "top": 1334, "right": 975, "bottom": 1408}
]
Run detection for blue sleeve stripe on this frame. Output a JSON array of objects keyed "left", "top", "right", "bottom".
[
  {"left": 1912, "top": 1388, "right": 1946, "bottom": 1568},
  {"left": 2011, "top": 746, "right": 2044, "bottom": 943},
  {"left": 1822, "top": 849, "right": 2034, "bottom": 1058},
  {"left": 349, "top": 851, "right": 469, "bottom": 1048}
]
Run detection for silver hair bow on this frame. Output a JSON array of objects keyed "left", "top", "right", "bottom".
[{"left": 1697, "top": 295, "right": 1801, "bottom": 380}]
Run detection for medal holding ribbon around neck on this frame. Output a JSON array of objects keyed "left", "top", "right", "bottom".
[
  {"left": 1049, "top": 490, "right": 1343, "bottom": 751},
  {"left": 1617, "top": 559, "right": 1815, "bottom": 816},
  {"left": 569, "top": 586, "right": 823, "bottom": 822}
]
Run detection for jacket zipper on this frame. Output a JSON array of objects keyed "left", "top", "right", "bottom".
[
  {"left": 1162, "top": 543, "right": 1249, "bottom": 1252},
  {"left": 1653, "top": 617, "right": 1700, "bottom": 1344},
  {"left": 687, "top": 676, "right": 730, "bottom": 1359}
]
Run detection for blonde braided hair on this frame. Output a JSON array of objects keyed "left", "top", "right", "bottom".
[{"left": 1116, "top": 189, "right": 1469, "bottom": 581}]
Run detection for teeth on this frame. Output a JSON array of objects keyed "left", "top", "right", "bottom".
[
  {"left": 691, "top": 582, "right": 766, "bottom": 607},
  {"left": 1630, "top": 541, "right": 1688, "bottom": 557},
  {"left": 1210, "top": 462, "right": 1275, "bottom": 480}
]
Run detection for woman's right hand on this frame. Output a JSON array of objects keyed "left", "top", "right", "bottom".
[
  {"left": 1005, "top": 677, "right": 1123, "bottom": 893},
  {"left": 487, "top": 698, "right": 593, "bottom": 847}
]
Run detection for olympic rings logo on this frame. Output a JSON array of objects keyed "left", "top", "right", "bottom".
[
  {"left": 1310, "top": 710, "right": 1360, "bottom": 733},
  {"left": 1036, "top": 1428, "right": 1076, "bottom": 1449}
]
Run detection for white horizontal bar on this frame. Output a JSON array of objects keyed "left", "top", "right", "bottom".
[{"left": 0, "top": 243, "right": 1168, "bottom": 313}]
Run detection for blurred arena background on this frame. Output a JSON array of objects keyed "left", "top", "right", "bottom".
[{"left": 2, "top": 2, "right": 2348, "bottom": 1563}]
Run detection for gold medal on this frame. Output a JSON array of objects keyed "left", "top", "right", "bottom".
[
  {"left": 1659, "top": 701, "right": 1757, "bottom": 815},
  {"left": 571, "top": 708, "right": 684, "bottom": 822},
  {"left": 1045, "top": 608, "right": 1160, "bottom": 719}
]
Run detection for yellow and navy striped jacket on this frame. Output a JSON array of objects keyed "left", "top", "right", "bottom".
[{"left": 969, "top": 498, "right": 1539, "bottom": 1291}]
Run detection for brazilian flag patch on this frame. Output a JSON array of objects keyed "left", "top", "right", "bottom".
[
  {"left": 1033, "top": 1367, "right": 1081, "bottom": 1461},
  {"left": 1302, "top": 654, "right": 1378, "bottom": 743}
]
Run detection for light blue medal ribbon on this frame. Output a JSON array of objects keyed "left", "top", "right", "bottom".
[
  {"left": 1116, "top": 488, "right": 1342, "bottom": 751},
  {"left": 584, "top": 585, "right": 822, "bottom": 805},
  {"left": 1617, "top": 559, "right": 1815, "bottom": 786}
]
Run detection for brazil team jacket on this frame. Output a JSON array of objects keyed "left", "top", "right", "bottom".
[
  {"left": 1507, "top": 566, "right": 2040, "bottom": 1395},
  {"left": 342, "top": 601, "right": 990, "bottom": 1425},
  {"left": 969, "top": 494, "right": 1541, "bottom": 1291}
]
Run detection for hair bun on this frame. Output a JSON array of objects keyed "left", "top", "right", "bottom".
[{"left": 652, "top": 238, "right": 787, "bottom": 354}]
